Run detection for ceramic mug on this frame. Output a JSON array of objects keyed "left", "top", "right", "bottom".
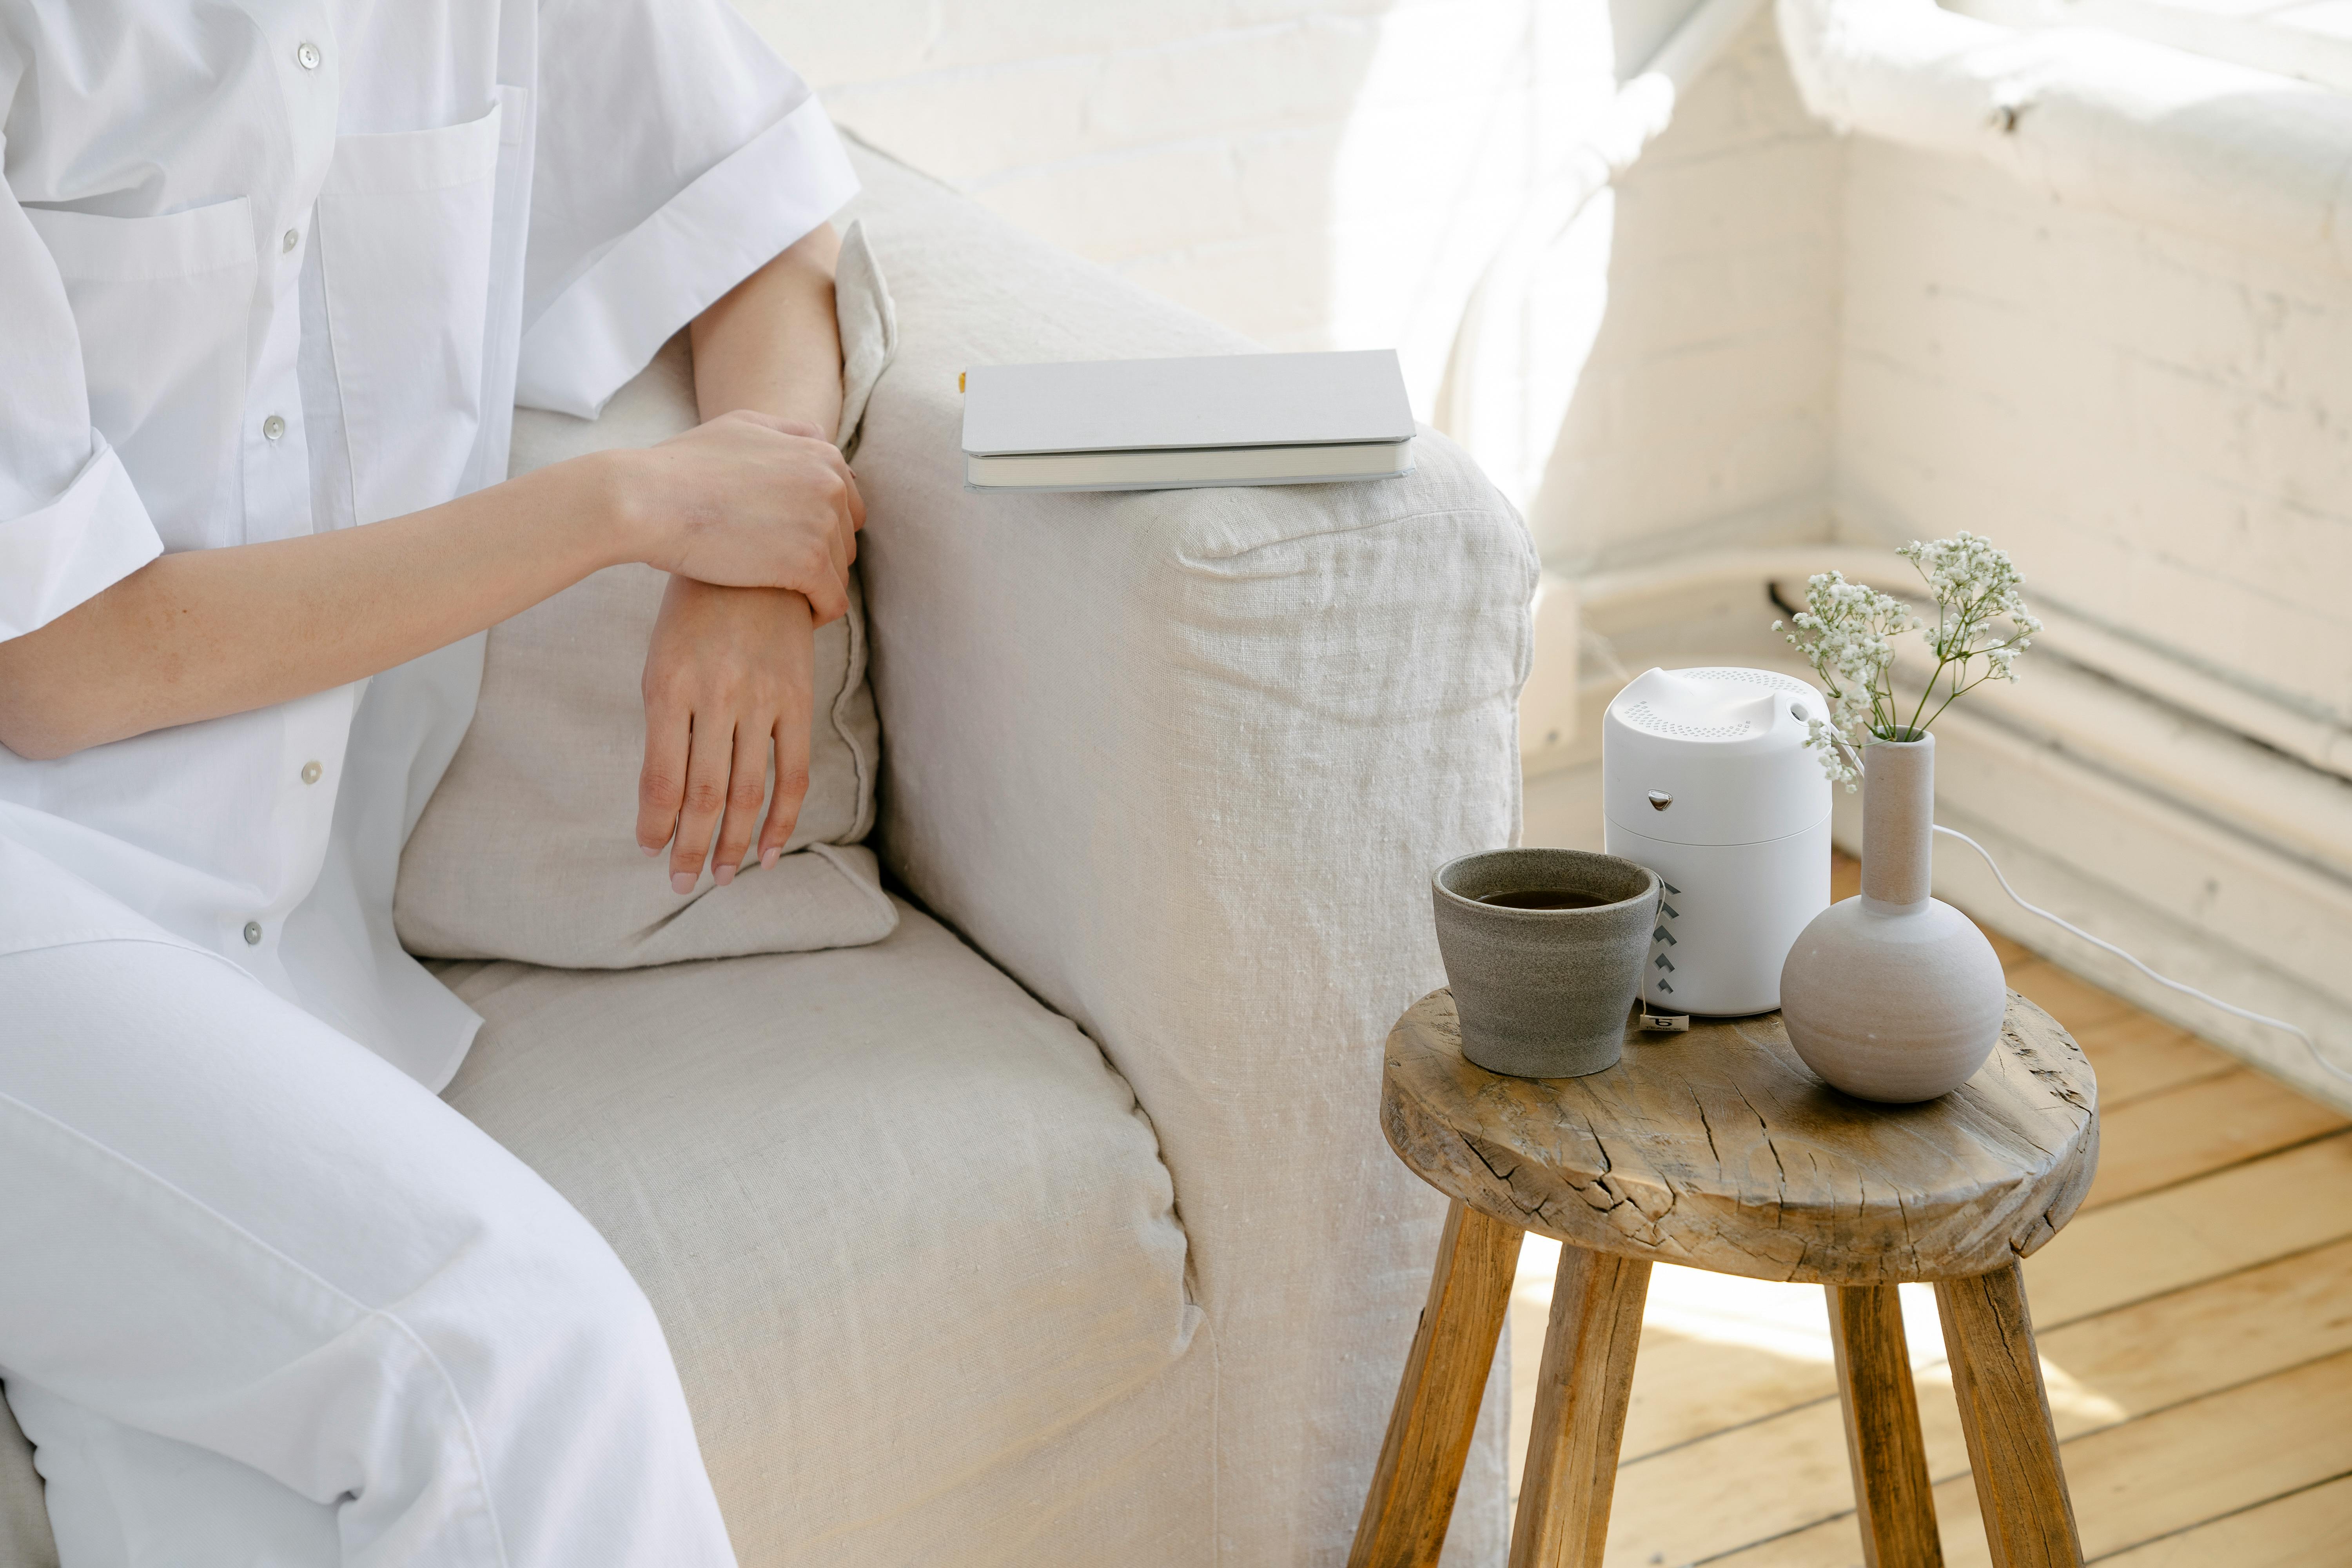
[{"left": 1430, "top": 848, "right": 1661, "bottom": 1078}]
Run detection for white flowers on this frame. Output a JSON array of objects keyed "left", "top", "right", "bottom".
[{"left": 1774, "top": 532, "right": 2042, "bottom": 789}]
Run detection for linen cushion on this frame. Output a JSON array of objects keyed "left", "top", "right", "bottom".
[
  {"left": 396, "top": 223, "right": 896, "bottom": 967},
  {"left": 432, "top": 902, "right": 1204, "bottom": 1562}
]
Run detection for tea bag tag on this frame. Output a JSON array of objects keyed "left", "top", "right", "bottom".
[{"left": 1638, "top": 1008, "right": 1691, "bottom": 1033}]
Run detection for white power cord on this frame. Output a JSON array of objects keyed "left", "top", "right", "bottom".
[{"left": 1932, "top": 824, "right": 2352, "bottom": 1087}]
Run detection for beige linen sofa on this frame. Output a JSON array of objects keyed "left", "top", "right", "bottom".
[{"left": 0, "top": 140, "right": 1533, "bottom": 1566}]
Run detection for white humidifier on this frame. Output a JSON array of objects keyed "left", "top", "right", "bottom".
[{"left": 1602, "top": 666, "right": 1831, "bottom": 1016}]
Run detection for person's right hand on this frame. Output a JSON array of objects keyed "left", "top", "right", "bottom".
[{"left": 613, "top": 410, "right": 866, "bottom": 622}]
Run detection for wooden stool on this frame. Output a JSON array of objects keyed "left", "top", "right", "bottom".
[{"left": 1350, "top": 991, "right": 2099, "bottom": 1568}]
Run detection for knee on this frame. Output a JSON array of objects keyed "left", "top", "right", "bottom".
[
  {"left": 441, "top": 1190, "right": 679, "bottom": 1401},
  {"left": 513, "top": 1214, "right": 673, "bottom": 1372}
]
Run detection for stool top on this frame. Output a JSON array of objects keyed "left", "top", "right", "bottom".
[{"left": 1381, "top": 991, "right": 2097, "bottom": 1285}]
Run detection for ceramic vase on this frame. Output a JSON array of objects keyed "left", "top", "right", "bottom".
[{"left": 1779, "top": 732, "right": 2007, "bottom": 1103}]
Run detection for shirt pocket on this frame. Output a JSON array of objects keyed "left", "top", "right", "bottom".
[
  {"left": 22, "top": 198, "right": 257, "bottom": 552},
  {"left": 316, "top": 99, "right": 503, "bottom": 524}
]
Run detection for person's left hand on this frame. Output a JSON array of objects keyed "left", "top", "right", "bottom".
[{"left": 637, "top": 572, "right": 818, "bottom": 894}]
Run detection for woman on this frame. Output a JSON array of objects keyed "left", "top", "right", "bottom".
[{"left": 0, "top": 2, "right": 862, "bottom": 1561}]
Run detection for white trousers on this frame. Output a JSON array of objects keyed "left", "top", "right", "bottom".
[{"left": 0, "top": 938, "right": 738, "bottom": 1568}]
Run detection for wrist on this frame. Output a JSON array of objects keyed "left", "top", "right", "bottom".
[{"left": 562, "top": 448, "right": 656, "bottom": 571}]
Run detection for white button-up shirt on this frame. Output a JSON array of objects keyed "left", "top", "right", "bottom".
[{"left": 0, "top": 1, "right": 858, "bottom": 1088}]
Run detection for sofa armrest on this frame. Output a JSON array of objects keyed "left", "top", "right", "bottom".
[{"left": 840, "top": 143, "right": 1534, "bottom": 1561}]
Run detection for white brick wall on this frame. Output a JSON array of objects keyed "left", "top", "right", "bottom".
[
  {"left": 737, "top": 0, "right": 1613, "bottom": 393},
  {"left": 741, "top": 0, "right": 2343, "bottom": 729},
  {"left": 1832, "top": 138, "right": 2352, "bottom": 729},
  {"left": 735, "top": 0, "right": 1843, "bottom": 576}
]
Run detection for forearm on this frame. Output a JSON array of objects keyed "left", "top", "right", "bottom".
[
  {"left": 0, "top": 456, "right": 631, "bottom": 759},
  {"left": 633, "top": 222, "right": 848, "bottom": 886},
  {"left": 690, "top": 222, "right": 842, "bottom": 430},
  {"left": 2, "top": 261, "right": 859, "bottom": 766}
]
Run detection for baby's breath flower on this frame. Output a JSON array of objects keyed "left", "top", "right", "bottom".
[{"left": 1776, "top": 536, "right": 2040, "bottom": 784}]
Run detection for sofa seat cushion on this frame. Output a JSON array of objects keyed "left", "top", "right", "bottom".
[{"left": 432, "top": 901, "right": 1198, "bottom": 1557}]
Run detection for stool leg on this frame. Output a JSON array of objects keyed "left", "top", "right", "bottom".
[
  {"left": 1827, "top": 1284, "right": 1945, "bottom": 1568},
  {"left": 1935, "top": 1263, "right": 2084, "bottom": 1568},
  {"left": 1350, "top": 1198, "right": 1524, "bottom": 1568},
  {"left": 1508, "top": 1244, "right": 1650, "bottom": 1568}
]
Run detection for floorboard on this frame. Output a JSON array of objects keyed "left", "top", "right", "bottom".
[
  {"left": 1954, "top": 1348, "right": 2352, "bottom": 1564},
  {"left": 2094, "top": 1474, "right": 2352, "bottom": 1566},
  {"left": 2021, "top": 1131, "right": 2352, "bottom": 1325},
  {"left": 2083, "top": 1067, "right": 2347, "bottom": 1211},
  {"left": 1707, "top": 1350, "right": 2352, "bottom": 1568},
  {"left": 2065, "top": 1015, "right": 2236, "bottom": 1109}
]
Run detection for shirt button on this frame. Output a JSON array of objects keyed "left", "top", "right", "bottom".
[
  {"left": 301, "top": 760, "right": 323, "bottom": 785},
  {"left": 243, "top": 921, "right": 264, "bottom": 946},
  {"left": 263, "top": 414, "right": 287, "bottom": 441},
  {"left": 296, "top": 41, "right": 322, "bottom": 70},
  {"left": 282, "top": 228, "right": 300, "bottom": 254}
]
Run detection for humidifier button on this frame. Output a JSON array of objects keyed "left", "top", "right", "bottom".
[{"left": 1646, "top": 790, "right": 1672, "bottom": 811}]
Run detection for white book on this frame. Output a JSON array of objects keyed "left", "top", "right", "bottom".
[{"left": 960, "top": 348, "right": 1417, "bottom": 492}]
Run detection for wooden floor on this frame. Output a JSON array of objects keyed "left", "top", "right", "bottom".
[{"left": 1501, "top": 854, "right": 2352, "bottom": 1567}]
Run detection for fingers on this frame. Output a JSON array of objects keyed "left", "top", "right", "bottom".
[
  {"left": 668, "top": 709, "right": 737, "bottom": 895},
  {"left": 812, "top": 442, "right": 864, "bottom": 566},
  {"left": 811, "top": 457, "right": 858, "bottom": 621},
  {"left": 839, "top": 461, "right": 864, "bottom": 569},
  {"left": 829, "top": 446, "right": 866, "bottom": 533},
  {"left": 825, "top": 506, "right": 851, "bottom": 593},
  {"left": 781, "top": 441, "right": 855, "bottom": 622},
  {"left": 799, "top": 497, "right": 852, "bottom": 624},
  {"left": 636, "top": 683, "right": 692, "bottom": 861},
  {"left": 800, "top": 548, "right": 850, "bottom": 626},
  {"left": 709, "top": 710, "right": 771, "bottom": 886},
  {"left": 641, "top": 578, "right": 815, "bottom": 896},
  {"left": 757, "top": 675, "right": 815, "bottom": 867},
  {"left": 782, "top": 427, "right": 862, "bottom": 573}
]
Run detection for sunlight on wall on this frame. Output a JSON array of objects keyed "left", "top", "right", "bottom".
[
  {"left": 731, "top": 0, "right": 1838, "bottom": 575},
  {"left": 731, "top": 0, "right": 1637, "bottom": 423},
  {"left": 1324, "top": 1, "right": 1619, "bottom": 414}
]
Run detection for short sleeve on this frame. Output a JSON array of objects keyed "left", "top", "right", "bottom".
[
  {"left": 515, "top": 0, "right": 860, "bottom": 418},
  {"left": 0, "top": 183, "right": 166, "bottom": 643}
]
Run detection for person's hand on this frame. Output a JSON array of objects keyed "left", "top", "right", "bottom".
[
  {"left": 637, "top": 574, "right": 817, "bottom": 893},
  {"left": 615, "top": 411, "right": 864, "bottom": 621}
]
